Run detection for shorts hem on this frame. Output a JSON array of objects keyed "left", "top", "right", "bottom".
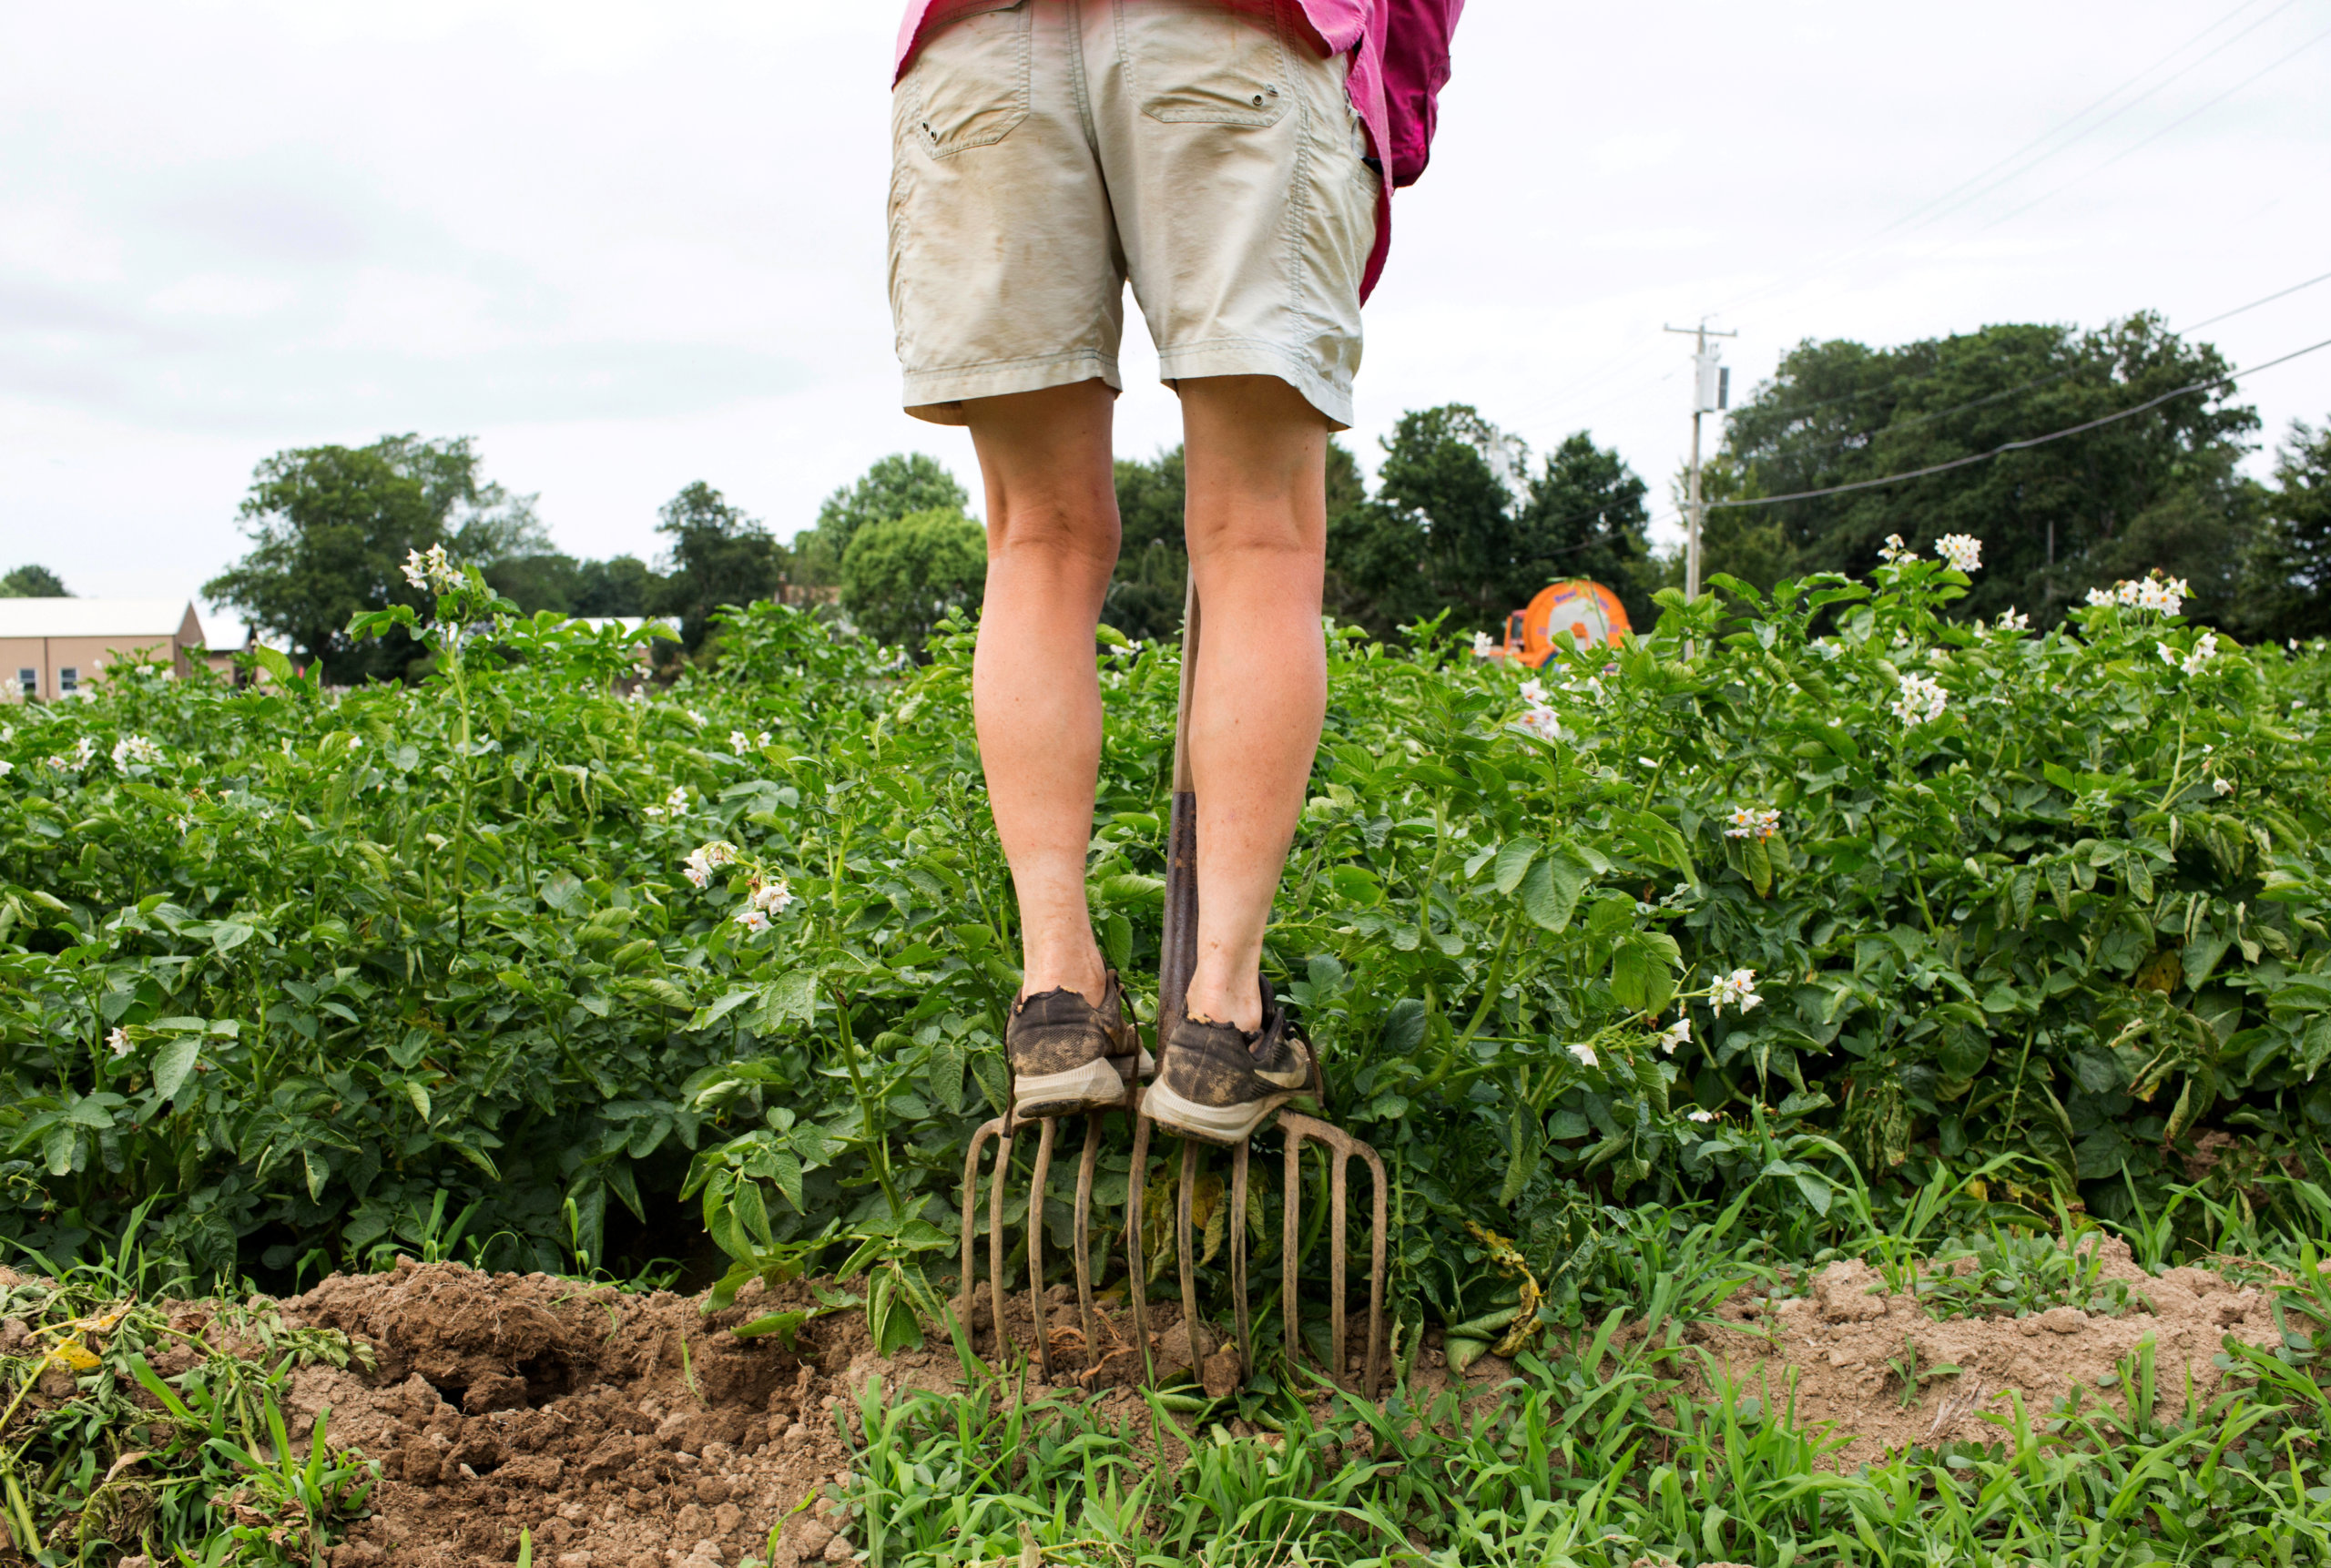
[
  {"left": 1155, "top": 341, "right": 1355, "bottom": 431},
  {"left": 903, "top": 354, "right": 1124, "bottom": 424}
]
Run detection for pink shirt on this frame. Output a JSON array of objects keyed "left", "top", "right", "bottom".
[{"left": 894, "top": 0, "right": 1462, "bottom": 300}]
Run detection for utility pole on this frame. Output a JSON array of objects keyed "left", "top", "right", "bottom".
[{"left": 1663, "top": 321, "right": 1737, "bottom": 600}]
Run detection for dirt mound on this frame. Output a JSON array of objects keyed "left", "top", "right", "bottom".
[
  {"left": 151, "top": 1240, "right": 2287, "bottom": 1563},
  {"left": 262, "top": 1258, "right": 1230, "bottom": 1568},
  {"left": 1687, "top": 1238, "right": 2286, "bottom": 1466}
]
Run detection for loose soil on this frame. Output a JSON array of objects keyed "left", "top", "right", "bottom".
[
  {"left": 1678, "top": 1237, "right": 2288, "bottom": 1467},
  {"left": 79, "top": 1239, "right": 2291, "bottom": 1566},
  {"left": 257, "top": 1258, "right": 1245, "bottom": 1568}
]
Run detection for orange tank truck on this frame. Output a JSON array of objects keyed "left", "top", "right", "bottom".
[{"left": 1492, "top": 580, "right": 1632, "bottom": 667}]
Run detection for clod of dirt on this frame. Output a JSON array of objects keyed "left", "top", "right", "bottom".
[
  {"left": 1693, "top": 1236, "right": 2284, "bottom": 1467},
  {"left": 1812, "top": 1260, "right": 1889, "bottom": 1323}
]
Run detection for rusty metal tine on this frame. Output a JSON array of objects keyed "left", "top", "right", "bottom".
[
  {"left": 1329, "top": 1142, "right": 1349, "bottom": 1380},
  {"left": 1359, "top": 1138, "right": 1389, "bottom": 1398},
  {"left": 1229, "top": 1138, "right": 1251, "bottom": 1375},
  {"left": 1176, "top": 1139, "right": 1207, "bottom": 1362},
  {"left": 960, "top": 1116, "right": 1006, "bottom": 1344},
  {"left": 1282, "top": 1124, "right": 1304, "bottom": 1376},
  {"left": 1074, "top": 1112, "right": 1104, "bottom": 1354},
  {"left": 987, "top": 1125, "right": 1014, "bottom": 1361},
  {"left": 1026, "top": 1117, "right": 1057, "bottom": 1381},
  {"left": 1126, "top": 1103, "right": 1155, "bottom": 1382}
]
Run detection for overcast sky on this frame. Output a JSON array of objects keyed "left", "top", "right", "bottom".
[{"left": 5, "top": 0, "right": 2328, "bottom": 645}]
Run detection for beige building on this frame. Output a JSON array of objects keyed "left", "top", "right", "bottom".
[{"left": 0, "top": 599, "right": 213, "bottom": 700}]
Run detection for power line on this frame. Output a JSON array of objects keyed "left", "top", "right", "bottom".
[
  {"left": 1705, "top": 334, "right": 2331, "bottom": 511},
  {"left": 1967, "top": 21, "right": 2331, "bottom": 240},
  {"left": 1704, "top": 0, "right": 2297, "bottom": 321},
  {"left": 2183, "top": 266, "right": 2331, "bottom": 331}
]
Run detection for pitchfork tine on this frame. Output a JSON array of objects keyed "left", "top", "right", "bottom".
[
  {"left": 960, "top": 1116, "right": 1006, "bottom": 1355},
  {"left": 1026, "top": 1116, "right": 1057, "bottom": 1380},
  {"left": 1074, "top": 1111, "right": 1104, "bottom": 1353},
  {"left": 1176, "top": 1139, "right": 1209, "bottom": 1363},
  {"left": 1278, "top": 1112, "right": 1389, "bottom": 1397},
  {"left": 1126, "top": 1101, "right": 1155, "bottom": 1382},
  {"left": 987, "top": 1123, "right": 1013, "bottom": 1360},
  {"left": 1230, "top": 1138, "right": 1251, "bottom": 1374}
]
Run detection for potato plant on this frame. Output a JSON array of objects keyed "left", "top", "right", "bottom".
[{"left": 1, "top": 548, "right": 2326, "bottom": 1342}]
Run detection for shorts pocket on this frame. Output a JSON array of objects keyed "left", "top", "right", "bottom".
[
  {"left": 1125, "top": 0, "right": 1288, "bottom": 127},
  {"left": 909, "top": 0, "right": 1033, "bottom": 157}
]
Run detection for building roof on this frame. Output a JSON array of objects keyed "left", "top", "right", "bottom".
[{"left": 0, "top": 598, "right": 207, "bottom": 644}]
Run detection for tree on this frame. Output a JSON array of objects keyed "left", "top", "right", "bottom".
[
  {"left": 481, "top": 552, "right": 666, "bottom": 617},
  {"left": 1517, "top": 433, "right": 1657, "bottom": 631},
  {"left": 1104, "top": 446, "right": 1189, "bottom": 641},
  {"left": 651, "top": 482, "right": 786, "bottom": 651},
  {"left": 840, "top": 507, "right": 987, "bottom": 654},
  {"left": 0, "top": 565, "right": 68, "bottom": 596},
  {"left": 1713, "top": 316, "right": 2259, "bottom": 625},
  {"left": 204, "top": 434, "right": 541, "bottom": 683},
  {"left": 2249, "top": 418, "right": 2331, "bottom": 640},
  {"left": 1327, "top": 407, "right": 1653, "bottom": 640},
  {"left": 796, "top": 454, "right": 969, "bottom": 587}
]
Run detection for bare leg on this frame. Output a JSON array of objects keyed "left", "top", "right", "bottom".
[
  {"left": 1178, "top": 376, "right": 1328, "bottom": 1033},
  {"left": 964, "top": 380, "right": 1121, "bottom": 1006}
]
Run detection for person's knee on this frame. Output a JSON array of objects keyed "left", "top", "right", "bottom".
[{"left": 987, "top": 492, "right": 1120, "bottom": 576}]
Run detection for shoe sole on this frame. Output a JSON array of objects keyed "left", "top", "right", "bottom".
[
  {"left": 1142, "top": 1044, "right": 1321, "bottom": 1146},
  {"left": 1012, "top": 1048, "right": 1154, "bottom": 1119}
]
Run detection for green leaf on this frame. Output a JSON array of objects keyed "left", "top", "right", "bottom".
[
  {"left": 691, "top": 989, "right": 758, "bottom": 1032},
  {"left": 1100, "top": 911, "right": 1134, "bottom": 974},
  {"left": 761, "top": 971, "right": 820, "bottom": 1028},
  {"left": 1609, "top": 932, "right": 1682, "bottom": 1013},
  {"left": 1492, "top": 837, "right": 1540, "bottom": 895},
  {"left": 1520, "top": 848, "right": 1593, "bottom": 932},
  {"left": 153, "top": 1035, "right": 202, "bottom": 1101},
  {"left": 402, "top": 1080, "right": 433, "bottom": 1123}
]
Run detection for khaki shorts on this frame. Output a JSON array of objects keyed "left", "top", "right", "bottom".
[{"left": 889, "top": 0, "right": 1379, "bottom": 430}]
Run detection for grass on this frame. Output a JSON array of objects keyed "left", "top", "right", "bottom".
[
  {"left": 829, "top": 1220, "right": 2331, "bottom": 1568},
  {"left": 0, "top": 1229, "right": 378, "bottom": 1566}
]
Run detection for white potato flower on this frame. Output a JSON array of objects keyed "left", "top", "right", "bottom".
[
  {"left": 1725, "top": 807, "right": 1781, "bottom": 840},
  {"left": 733, "top": 907, "right": 770, "bottom": 934},
  {"left": 1566, "top": 1043, "right": 1599, "bottom": 1068},
  {"left": 112, "top": 735, "right": 163, "bottom": 768},
  {"left": 1888, "top": 673, "right": 1949, "bottom": 726},
  {"left": 1708, "top": 968, "right": 1762, "bottom": 1015},
  {"left": 2181, "top": 632, "right": 2218, "bottom": 676},
  {"left": 1935, "top": 534, "right": 1982, "bottom": 572},
  {"left": 681, "top": 840, "right": 738, "bottom": 890},
  {"left": 1878, "top": 534, "right": 1919, "bottom": 565},
  {"left": 1996, "top": 607, "right": 2029, "bottom": 631},
  {"left": 402, "top": 543, "right": 460, "bottom": 594},
  {"left": 748, "top": 877, "right": 794, "bottom": 915},
  {"left": 1686, "top": 1109, "right": 1717, "bottom": 1124},
  {"left": 107, "top": 1027, "right": 132, "bottom": 1058},
  {"left": 1656, "top": 1019, "right": 1691, "bottom": 1054},
  {"left": 1471, "top": 630, "right": 1496, "bottom": 657},
  {"left": 2213, "top": 775, "right": 2234, "bottom": 797}
]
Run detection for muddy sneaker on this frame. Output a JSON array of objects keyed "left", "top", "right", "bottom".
[
  {"left": 1007, "top": 969, "right": 1150, "bottom": 1119},
  {"left": 1143, "top": 1003, "right": 1320, "bottom": 1145}
]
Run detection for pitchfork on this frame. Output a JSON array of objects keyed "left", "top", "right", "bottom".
[{"left": 959, "top": 577, "right": 1388, "bottom": 1397}]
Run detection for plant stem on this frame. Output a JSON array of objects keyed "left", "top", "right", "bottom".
[{"left": 832, "top": 990, "right": 902, "bottom": 1220}]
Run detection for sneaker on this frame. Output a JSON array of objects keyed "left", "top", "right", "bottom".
[
  {"left": 1007, "top": 969, "right": 1150, "bottom": 1120},
  {"left": 1143, "top": 1003, "right": 1320, "bottom": 1145}
]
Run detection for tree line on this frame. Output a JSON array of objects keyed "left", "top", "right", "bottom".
[{"left": 66, "top": 310, "right": 2318, "bottom": 683}]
